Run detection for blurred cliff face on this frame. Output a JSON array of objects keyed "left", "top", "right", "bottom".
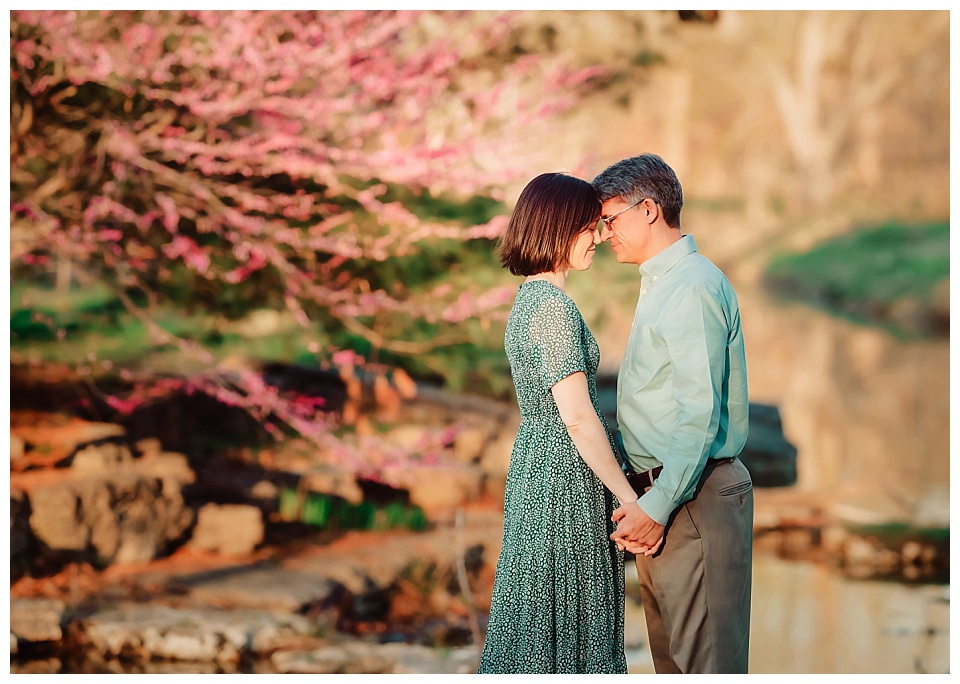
[{"left": 497, "top": 10, "right": 949, "bottom": 227}]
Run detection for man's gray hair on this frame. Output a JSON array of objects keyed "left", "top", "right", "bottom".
[{"left": 591, "top": 154, "right": 683, "bottom": 229}]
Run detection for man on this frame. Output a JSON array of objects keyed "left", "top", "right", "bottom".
[{"left": 591, "top": 154, "right": 753, "bottom": 674}]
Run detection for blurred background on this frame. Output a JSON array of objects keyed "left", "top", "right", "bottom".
[{"left": 8, "top": 9, "right": 949, "bottom": 675}]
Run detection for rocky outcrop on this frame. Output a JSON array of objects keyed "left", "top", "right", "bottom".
[
  {"left": 28, "top": 473, "right": 193, "bottom": 564},
  {"left": 379, "top": 464, "right": 483, "bottom": 518},
  {"left": 188, "top": 504, "right": 264, "bottom": 556},
  {"left": 739, "top": 403, "right": 798, "bottom": 487},
  {"left": 178, "top": 567, "right": 343, "bottom": 614},
  {"left": 13, "top": 425, "right": 199, "bottom": 567},
  {"left": 10, "top": 598, "right": 66, "bottom": 646},
  {"left": 78, "top": 604, "right": 313, "bottom": 664}
]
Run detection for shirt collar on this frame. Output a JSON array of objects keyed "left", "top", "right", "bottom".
[{"left": 639, "top": 234, "right": 697, "bottom": 278}]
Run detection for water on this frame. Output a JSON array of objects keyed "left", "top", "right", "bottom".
[
  {"left": 13, "top": 554, "right": 949, "bottom": 674},
  {"left": 624, "top": 554, "right": 950, "bottom": 674}
]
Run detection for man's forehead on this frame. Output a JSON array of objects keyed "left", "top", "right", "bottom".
[{"left": 601, "top": 198, "right": 631, "bottom": 211}]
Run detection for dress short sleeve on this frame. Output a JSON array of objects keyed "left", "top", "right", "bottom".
[{"left": 529, "top": 293, "right": 588, "bottom": 389}]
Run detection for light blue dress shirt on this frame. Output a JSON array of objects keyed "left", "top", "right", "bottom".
[{"left": 617, "top": 235, "right": 749, "bottom": 525}]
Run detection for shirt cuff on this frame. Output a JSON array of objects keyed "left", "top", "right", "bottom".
[{"left": 637, "top": 485, "right": 677, "bottom": 526}]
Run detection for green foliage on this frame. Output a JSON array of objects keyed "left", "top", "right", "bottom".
[
  {"left": 388, "top": 185, "right": 504, "bottom": 226},
  {"left": 763, "top": 221, "right": 949, "bottom": 338},
  {"left": 278, "top": 487, "right": 428, "bottom": 532},
  {"left": 10, "top": 186, "right": 515, "bottom": 395},
  {"left": 11, "top": 282, "right": 126, "bottom": 343},
  {"left": 631, "top": 49, "right": 666, "bottom": 67}
]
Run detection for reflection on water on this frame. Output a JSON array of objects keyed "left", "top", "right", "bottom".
[
  {"left": 12, "top": 554, "right": 949, "bottom": 674},
  {"left": 625, "top": 554, "right": 949, "bottom": 674}
]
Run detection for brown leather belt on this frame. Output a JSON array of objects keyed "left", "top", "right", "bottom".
[
  {"left": 625, "top": 465, "right": 662, "bottom": 491},
  {"left": 625, "top": 457, "right": 735, "bottom": 492}
]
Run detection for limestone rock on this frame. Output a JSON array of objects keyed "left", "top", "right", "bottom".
[
  {"left": 189, "top": 503, "right": 264, "bottom": 556},
  {"left": 136, "top": 451, "right": 196, "bottom": 495},
  {"left": 11, "top": 434, "right": 26, "bottom": 461},
  {"left": 71, "top": 442, "right": 134, "bottom": 474},
  {"left": 479, "top": 417, "right": 518, "bottom": 476},
  {"left": 452, "top": 427, "right": 488, "bottom": 464},
  {"left": 10, "top": 598, "right": 65, "bottom": 643},
  {"left": 12, "top": 419, "right": 126, "bottom": 465},
  {"left": 28, "top": 474, "right": 193, "bottom": 563},
  {"left": 300, "top": 467, "right": 363, "bottom": 505},
  {"left": 180, "top": 567, "right": 342, "bottom": 614},
  {"left": 28, "top": 480, "right": 90, "bottom": 551},
  {"left": 134, "top": 437, "right": 163, "bottom": 460},
  {"left": 380, "top": 464, "right": 483, "bottom": 518},
  {"left": 81, "top": 604, "right": 312, "bottom": 662},
  {"left": 251, "top": 479, "right": 279, "bottom": 500},
  {"left": 479, "top": 417, "right": 518, "bottom": 501}
]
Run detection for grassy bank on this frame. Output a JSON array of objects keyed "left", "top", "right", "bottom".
[{"left": 762, "top": 221, "right": 949, "bottom": 339}]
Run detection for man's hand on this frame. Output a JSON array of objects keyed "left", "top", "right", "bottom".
[{"left": 611, "top": 502, "right": 665, "bottom": 557}]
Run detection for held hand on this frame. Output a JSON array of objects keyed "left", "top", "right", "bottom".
[
  {"left": 615, "top": 538, "right": 654, "bottom": 555},
  {"left": 611, "top": 502, "right": 665, "bottom": 556}
]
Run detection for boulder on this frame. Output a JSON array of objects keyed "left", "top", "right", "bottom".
[
  {"left": 11, "top": 434, "right": 26, "bottom": 461},
  {"left": 28, "top": 474, "right": 193, "bottom": 563},
  {"left": 28, "top": 480, "right": 90, "bottom": 552},
  {"left": 738, "top": 403, "right": 798, "bottom": 487},
  {"left": 478, "top": 417, "right": 518, "bottom": 501},
  {"left": 380, "top": 464, "right": 483, "bottom": 518},
  {"left": 10, "top": 598, "right": 65, "bottom": 644},
  {"left": 452, "top": 427, "right": 489, "bottom": 465},
  {"left": 189, "top": 504, "right": 264, "bottom": 556},
  {"left": 71, "top": 442, "right": 134, "bottom": 474},
  {"left": 300, "top": 467, "right": 363, "bottom": 505},
  {"left": 135, "top": 451, "right": 196, "bottom": 496},
  {"left": 12, "top": 419, "right": 126, "bottom": 466}
]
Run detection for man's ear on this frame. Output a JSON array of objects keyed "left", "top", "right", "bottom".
[{"left": 642, "top": 198, "right": 660, "bottom": 225}]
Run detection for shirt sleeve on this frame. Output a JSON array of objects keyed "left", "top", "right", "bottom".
[
  {"left": 529, "top": 295, "right": 588, "bottom": 389},
  {"left": 637, "top": 284, "right": 728, "bottom": 525}
]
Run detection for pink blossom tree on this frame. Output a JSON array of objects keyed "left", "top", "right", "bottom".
[{"left": 10, "top": 10, "right": 601, "bottom": 472}]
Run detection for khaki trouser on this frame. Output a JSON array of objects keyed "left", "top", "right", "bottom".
[{"left": 634, "top": 457, "right": 754, "bottom": 673}]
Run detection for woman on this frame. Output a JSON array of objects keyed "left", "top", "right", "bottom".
[{"left": 478, "top": 173, "right": 639, "bottom": 674}]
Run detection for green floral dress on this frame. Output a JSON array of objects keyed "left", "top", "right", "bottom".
[{"left": 478, "top": 280, "right": 627, "bottom": 674}]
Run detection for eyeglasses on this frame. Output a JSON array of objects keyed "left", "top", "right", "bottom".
[{"left": 598, "top": 198, "right": 649, "bottom": 232}]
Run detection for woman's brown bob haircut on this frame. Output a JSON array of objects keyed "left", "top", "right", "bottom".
[{"left": 498, "top": 172, "right": 601, "bottom": 276}]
